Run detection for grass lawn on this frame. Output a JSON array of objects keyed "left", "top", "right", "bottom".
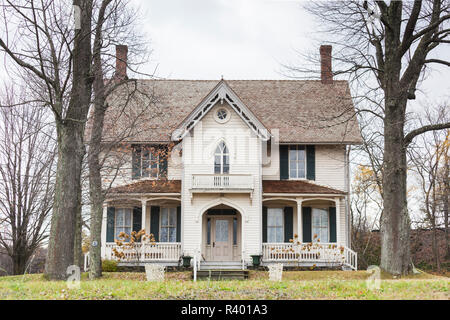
[{"left": 0, "top": 270, "right": 448, "bottom": 300}]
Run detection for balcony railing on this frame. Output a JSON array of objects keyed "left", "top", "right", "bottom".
[
  {"left": 191, "top": 174, "right": 253, "bottom": 190},
  {"left": 105, "top": 242, "right": 181, "bottom": 262},
  {"left": 262, "top": 243, "right": 357, "bottom": 270}
]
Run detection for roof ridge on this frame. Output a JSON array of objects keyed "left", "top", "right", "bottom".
[{"left": 132, "top": 78, "right": 349, "bottom": 82}]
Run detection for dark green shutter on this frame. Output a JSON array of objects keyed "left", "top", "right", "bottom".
[
  {"left": 176, "top": 206, "right": 181, "bottom": 242},
  {"left": 150, "top": 206, "right": 160, "bottom": 242},
  {"left": 133, "top": 207, "right": 142, "bottom": 242},
  {"left": 279, "top": 145, "right": 289, "bottom": 180},
  {"left": 329, "top": 207, "right": 337, "bottom": 243},
  {"left": 132, "top": 145, "right": 141, "bottom": 179},
  {"left": 159, "top": 145, "right": 168, "bottom": 178},
  {"left": 302, "top": 207, "right": 312, "bottom": 242},
  {"left": 284, "top": 207, "right": 293, "bottom": 243},
  {"left": 106, "top": 207, "right": 115, "bottom": 242},
  {"left": 262, "top": 206, "right": 267, "bottom": 242},
  {"left": 306, "top": 145, "right": 315, "bottom": 180}
]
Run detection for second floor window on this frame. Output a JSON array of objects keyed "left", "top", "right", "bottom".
[
  {"left": 214, "top": 141, "right": 229, "bottom": 174},
  {"left": 132, "top": 145, "right": 167, "bottom": 179},
  {"left": 289, "top": 145, "right": 306, "bottom": 179}
]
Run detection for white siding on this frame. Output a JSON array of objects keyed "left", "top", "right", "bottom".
[
  {"left": 315, "top": 145, "right": 347, "bottom": 192},
  {"left": 100, "top": 102, "right": 352, "bottom": 258},
  {"left": 181, "top": 103, "right": 262, "bottom": 261}
]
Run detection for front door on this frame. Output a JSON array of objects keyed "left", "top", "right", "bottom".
[{"left": 211, "top": 217, "right": 233, "bottom": 261}]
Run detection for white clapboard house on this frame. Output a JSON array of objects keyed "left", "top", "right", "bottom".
[{"left": 98, "top": 45, "right": 362, "bottom": 270}]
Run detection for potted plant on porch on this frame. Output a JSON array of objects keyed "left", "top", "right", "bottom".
[
  {"left": 181, "top": 253, "right": 192, "bottom": 268},
  {"left": 250, "top": 253, "right": 263, "bottom": 267}
]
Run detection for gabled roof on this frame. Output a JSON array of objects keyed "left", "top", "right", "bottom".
[
  {"left": 172, "top": 80, "right": 270, "bottom": 141},
  {"left": 99, "top": 79, "right": 363, "bottom": 144}
]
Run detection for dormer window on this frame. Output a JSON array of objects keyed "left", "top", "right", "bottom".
[{"left": 214, "top": 141, "right": 229, "bottom": 174}]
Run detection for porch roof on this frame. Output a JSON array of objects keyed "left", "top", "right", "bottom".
[
  {"left": 262, "top": 180, "right": 345, "bottom": 195},
  {"left": 107, "top": 179, "right": 345, "bottom": 195},
  {"left": 107, "top": 179, "right": 181, "bottom": 194}
]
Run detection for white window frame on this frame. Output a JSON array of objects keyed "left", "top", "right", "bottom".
[
  {"left": 141, "top": 146, "right": 160, "bottom": 179},
  {"left": 288, "top": 145, "right": 307, "bottom": 180},
  {"left": 267, "top": 208, "right": 284, "bottom": 243},
  {"left": 159, "top": 207, "right": 177, "bottom": 243},
  {"left": 214, "top": 141, "right": 230, "bottom": 174},
  {"left": 311, "top": 207, "right": 330, "bottom": 243},
  {"left": 115, "top": 208, "right": 133, "bottom": 241}
]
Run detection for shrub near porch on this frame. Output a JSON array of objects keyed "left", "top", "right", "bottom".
[{"left": 0, "top": 271, "right": 448, "bottom": 300}]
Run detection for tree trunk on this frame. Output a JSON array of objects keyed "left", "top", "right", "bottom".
[
  {"left": 88, "top": 80, "right": 107, "bottom": 279},
  {"left": 45, "top": 0, "right": 93, "bottom": 280},
  {"left": 444, "top": 158, "right": 450, "bottom": 261},
  {"left": 380, "top": 97, "right": 412, "bottom": 275},
  {"left": 431, "top": 221, "right": 441, "bottom": 272},
  {"left": 88, "top": 0, "right": 113, "bottom": 279},
  {"left": 45, "top": 123, "right": 86, "bottom": 279},
  {"left": 73, "top": 185, "right": 84, "bottom": 269},
  {"left": 12, "top": 250, "right": 27, "bottom": 275}
]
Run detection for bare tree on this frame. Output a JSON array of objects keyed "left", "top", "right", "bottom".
[
  {"left": 87, "top": 0, "right": 153, "bottom": 279},
  {"left": 409, "top": 105, "right": 449, "bottom": 272},
  {"left": 0, "top": 85, "right": 55, "bottom": 275},
  {"left": 288, "top": 0, "right": 450, "bottom": 275},
  {"left": 0, "top": 0, "right": 96, "bottom": 279}
]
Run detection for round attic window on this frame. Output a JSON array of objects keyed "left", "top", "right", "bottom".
[{"left": 215, "top": 108, "right": 230, "bottom": 123}]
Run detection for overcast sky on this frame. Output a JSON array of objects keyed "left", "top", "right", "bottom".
[
  {"left": 134, "top": 0, "right": 449, "bottom": 105},
  {"left": 134, "top": 0, "right": 315, "bottom": 80}
]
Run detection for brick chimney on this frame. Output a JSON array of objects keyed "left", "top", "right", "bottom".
[
  {"left": 115, "top": 45, "right": 128, "bottom": 80},
  {"left": 320, "top": 45, "right": 333, "bottom": 84}
]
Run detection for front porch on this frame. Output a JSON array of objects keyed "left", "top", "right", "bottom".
[
  {"left": 262, "top": 243, "right": 357, "bottom": 270},
  {"left": 101, "top": 241, "right": 356, "bottom": 270},
  {"left": 104, "top": 242, "right": 182, "bottom": 266}
]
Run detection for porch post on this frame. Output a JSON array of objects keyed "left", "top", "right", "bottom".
[
  {"left": 335, "top": 197, "right": 340, "bottom": 245},
  {"left": 296, "top": 198, "right": 303, "bottom": 243},
  {"left": 141, "top": 199, "right": 147, "bottom": 233}
]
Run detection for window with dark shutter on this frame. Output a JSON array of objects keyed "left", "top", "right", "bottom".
[
  {"left": 306, "top": 145, "right": 315, "bottom": 180},
  {"left": 106, "top": 207, "right": 115, "bottom": 243},
  {"left": 262, "top": 206, "right": 268, "bottom": 242},
  {"left": 329, "top": 207, "right": 337, "bottom": 243},
  {"left": 284, "top": 207, "right": 293, "bottom": 243},
  {"left": 302, "top": 207, "right": 312, "bottom": 242},
  {"left": 279, "top": 145, "right": 289, "bottom": 180},
  {"left": 133, "top": 207, "right": 142, "bottom": 242},
  {"left": 150, "top": 206, "right": 160, "bottom": 242},
  {"left": 176, "top": 206, "right": 181, "bottom": 242}
]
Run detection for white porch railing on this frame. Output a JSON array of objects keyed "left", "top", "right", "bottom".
[
  {"left": 105, "top": 242, "right": 181, "bottom": 262},
  {"left": 262, "top": 243, "right": 358, "bottom": 270},
  {"left": 192, "top": 174, "right": 253, "bottom": 190}
]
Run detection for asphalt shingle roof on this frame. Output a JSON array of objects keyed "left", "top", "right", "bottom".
[{"left": 99, "top": 79, "right": 362, "bottom": 144}]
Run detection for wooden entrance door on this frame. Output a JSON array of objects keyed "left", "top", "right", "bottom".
[{"left": 211, "top": 217, "right": 233, "bottom": 261}]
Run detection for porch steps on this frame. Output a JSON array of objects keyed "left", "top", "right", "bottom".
[
  {"left": 194, "top": 269, "right": 249, "bottom": 280},
  {"left": 199, "top": 261, "right": 244, "bottom": 270}
]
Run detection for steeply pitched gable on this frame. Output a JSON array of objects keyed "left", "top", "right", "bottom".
[{"left": 171, "top": 80, "right": 270, "bottom": 141}]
